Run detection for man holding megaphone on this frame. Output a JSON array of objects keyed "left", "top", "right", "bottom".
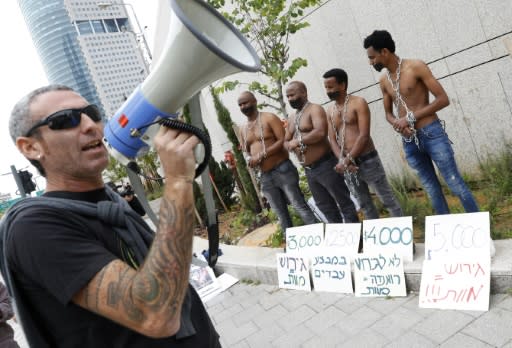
[{"left": 1, "top": 85, "right": 221, "bottom": 347}]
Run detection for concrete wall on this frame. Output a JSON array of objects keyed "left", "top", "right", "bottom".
[{"left": 154, "top": 0, "right": 512, "bottom": 177}]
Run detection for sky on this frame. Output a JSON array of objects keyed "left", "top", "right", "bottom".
[{"left": 0, "top": 1, "right": 157, "bottom": 197}]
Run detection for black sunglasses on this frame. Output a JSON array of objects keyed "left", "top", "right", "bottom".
[{"left": 25, "top": 104, "right": 102, "bottom": 137}]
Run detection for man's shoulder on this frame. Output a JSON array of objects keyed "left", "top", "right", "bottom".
[
  {"left": 350, "top": 94, "right": 368, "bottom": 105},
  {"left": 404, "top": 58, "right": 428, "bottom": 70},
  {"left": 261, "top": 111, "right": 281, "bottom": 121}
]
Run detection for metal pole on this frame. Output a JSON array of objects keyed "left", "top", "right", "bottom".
[{"left": 10, "top": 165, "right": 26, "bottom": 198}]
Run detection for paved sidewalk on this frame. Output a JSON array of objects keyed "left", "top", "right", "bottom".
[{"left": 205, "top": 282, "right": 512, "bottom": 348}]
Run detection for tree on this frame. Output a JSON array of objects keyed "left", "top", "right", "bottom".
[{"left": 207, "top": 0, "right": 323, "bottom": 117}]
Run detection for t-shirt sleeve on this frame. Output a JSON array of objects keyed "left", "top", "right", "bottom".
[{"left": 7, "top": 207, "right": 118, "bottom": 305}]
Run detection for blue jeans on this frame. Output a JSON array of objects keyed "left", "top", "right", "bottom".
[
  {"left": 345, "top": 151, "right": 403, "bottom": 219},
  {"left": 260, "top": 160, "right": 317, "bottom": 231},
  {"left": 304, "top": 154, "right": 359, "bottom": 223},
  {"left": 403, "top": 119, "right": 479, "bottom": 214}
]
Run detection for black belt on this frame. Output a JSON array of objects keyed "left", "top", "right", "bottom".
[
  {"left": 355, "top": 150, "right": 378, "bottom": 165},
  {"left": 303, "top": 152, "right": 334, "bottom": 170}
]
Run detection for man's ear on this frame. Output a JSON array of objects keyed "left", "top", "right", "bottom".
[{"left": 16, "top": 136, "right": 43, "bottom": 161}]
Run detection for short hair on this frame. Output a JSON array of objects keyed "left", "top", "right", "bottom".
[
  {"left": 323, "top": 68, "right": 348, "bottom": 87},
  {"left": 9, "top": 84, "right": 74, "bottom": 177},
  {"left": 287, "top": 81, "right": 307, "bottom": 93},
  {"left": 363, "top": 30, "right": 396, "bottom": 53},
  {"left": 238, "top": 90, "right": 256, "bottom": 102}
]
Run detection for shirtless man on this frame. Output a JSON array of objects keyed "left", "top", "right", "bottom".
[
  {"left": 323, "top": 68, "right": 402, "bottom": 219},
  {"left": 284, "top": 81, "right": 359, "bottom": 223},
  {"left": 238, "top": 91, "right": 317, "bottom": 232},
  {"left": 363, "top": 30, "right": 479, "bottom": 214}
]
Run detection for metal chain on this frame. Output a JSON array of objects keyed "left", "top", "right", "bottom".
[
  {"left": 330, "top": 95, "right": 358, "bottom": 185},
  {"left": 386, "top": 57, "right": 419, "bottom": 145},
  {"left": 294, "top": 102, "right": 310, "bottom": 164},
  {"left": 243, "top": 112, "right": 266, "bottom": 168}
]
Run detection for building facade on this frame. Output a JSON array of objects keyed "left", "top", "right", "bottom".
[
  {"left": 18, "top": 0, "right": 149, "bottom": 118},
  {"left": 153, "top": 0, "right": 512, "bottom": 177}
]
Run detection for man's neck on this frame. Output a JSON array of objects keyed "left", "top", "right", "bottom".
[
  {"left": 246, "top": 111, "right": 258, "bottom": 122},
  {"left": 297, "top": 100, "right": 309, "bottom": 111},
  {"left": 335, "top": 92, "right": 348, "bottom": 106},
  {"left": 386, "top": 54, "right": 400, "bottom": 74}
]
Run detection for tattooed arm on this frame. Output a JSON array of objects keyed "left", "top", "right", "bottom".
[{"left": 73, "top": 127, "right": 199, "bottom": 338}]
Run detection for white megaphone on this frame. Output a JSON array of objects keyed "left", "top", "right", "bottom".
[{"left": 103, "top": 0, "right": 260, "bottom": 175}]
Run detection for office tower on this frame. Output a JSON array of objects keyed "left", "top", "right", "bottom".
[{"left": 18, "top": 0, "right": 149, "bottom": 118}]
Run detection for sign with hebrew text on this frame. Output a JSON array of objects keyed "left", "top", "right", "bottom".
[
  {"left": 310, "top": 248, "right": 353, "bottom": 293},
  {"left": 362, "top": 217, "right": 414, "bottom": 263},
  {"left": 324, "top": 223, "right": 361, "bottom": 258},
  {"left": 353, "top": 252, "right": 406, "bottom": 297},
  {"left": 419, "top": 258, "right": 490, "bottom": 311},
  {"left": 276, "top": 253, "right": 311, "bottom": 291}
]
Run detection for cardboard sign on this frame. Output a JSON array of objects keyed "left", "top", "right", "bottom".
[
  {"left": 353, "top": 252, "right": 406, "bottom": 297},
  {"left": 424, "top": 212, "right": 490, "bottom": 260},
  {"left": 310, "top": 248, "right": 353, "bottom": 294},
  {"left": 419, "top": 258, "right": 490, "bottom": 311},
  {"left": 324, "top": 223, "right": 361, "bottom": 258},
  {"left": 276, "top": 253, "right": 311, "bottom": 291},
  {"left": 285, "top": 223, "right": 324, "bottom": 256},
  {"left": 362, "top": 217, "right": 414, "bottom": 263}
]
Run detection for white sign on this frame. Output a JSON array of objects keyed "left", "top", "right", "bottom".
[
  {"left": 353, "top": 252, "right": 406, "bottom": 297},
  {"left": 310, "top": 248, "right": 353, "bottom": 294},
  {"left": 424, "top": 212, "right": 490, "bottom": 260},
  {"left": 324, "top": 223, "right": 361, "bottom": 257},
  {"left": 276, "top": 253, "right": 311, "bottom": 291},
  {"left": 419, "top": 258, "right": 490, "bottom": 311},
  {"left": 362, "top": 217, "right": 414, "bottom": 263},
  {"left": 189, "top": 264, "right": 222, "bottom": 302},
  {"left": 285, "top": 223, "right": 324, "bottom": 256}
]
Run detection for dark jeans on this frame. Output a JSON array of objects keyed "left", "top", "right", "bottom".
[
  {"left": 304, "top": 154, "right": 359, "bottom": 223},
  {"left": 403, "top": 119, "right": 479, "bottom": 214},
  {"left": 345, "top": 151, "right": 403, "bottom": 219},
  {"left": 260, "top": 159, "right": 317, "bottom": 231}
]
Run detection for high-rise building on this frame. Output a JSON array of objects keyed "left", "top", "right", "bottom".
[{"left": 18, "top": 0, "right": 149, "bottom": 118}]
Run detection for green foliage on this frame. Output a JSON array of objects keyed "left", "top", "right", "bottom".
[
  {"left": 104, "top": 149, "right": 163, "bottom": 194},
  {"left": 222, "top": 208, "right": 270, "bottom": 244},
  {"left": 480, "top": 143, "right": 512, "bottom": 199},
  {"left": 478, "top": 144, "right": 512, "bottom": 239},
  {"left": 209, "top": 157, "right": 237, "bottom": 210},
  {"left": 207, "top": 0, "right": 323, "bottom": 116}
]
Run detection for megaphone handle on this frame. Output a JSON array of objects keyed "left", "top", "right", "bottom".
[{"left": 159, "top": 118, "right": 212, "bottom": 178}]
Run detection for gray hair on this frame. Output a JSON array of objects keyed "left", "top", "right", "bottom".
[{"left": 9, "top": 84, "right": 74, "bottom": 177}]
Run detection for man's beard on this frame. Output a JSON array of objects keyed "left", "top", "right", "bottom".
[
  {"left": 289, "top": 99, "right": 304, "bottom": 110},
  {"left": 241, "top": 106, "right": 256, "bottom": 116},
  {"left": 373, "top": 63, "right": 385, "bottom": 72},
  {"left": 327, "top": 91, "right": 340, "bottom": 101}
]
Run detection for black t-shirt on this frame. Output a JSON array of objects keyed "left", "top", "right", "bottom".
[{"left": 6, "top": 189, "right": 218, "bottom": 347}]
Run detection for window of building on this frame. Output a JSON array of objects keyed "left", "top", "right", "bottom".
[{"left": 77, "top": 20, "right": 93, "bottom": 35}]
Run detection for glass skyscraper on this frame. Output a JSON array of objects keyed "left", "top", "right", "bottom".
[{"left": 18, "top": 0, "right": 149, "bottom": 118}]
